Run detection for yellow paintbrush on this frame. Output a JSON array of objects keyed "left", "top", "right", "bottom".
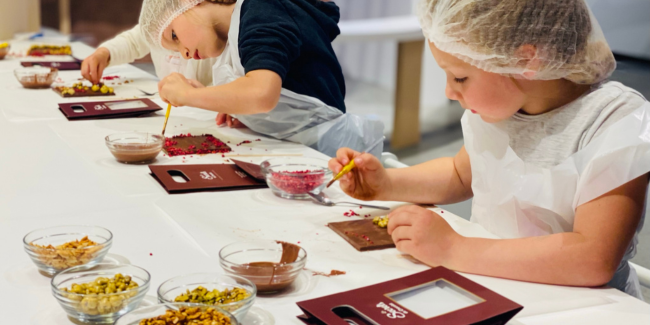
[
  {"left": 161, "top": 103, "right": 172, "bottom": 136},
  {"left": 326, "top": 136, "right": 385, "bottom": 188}
]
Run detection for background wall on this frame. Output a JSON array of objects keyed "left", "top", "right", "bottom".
[{"left": 0, "top": 0, "right": 40, "bottom": 39}]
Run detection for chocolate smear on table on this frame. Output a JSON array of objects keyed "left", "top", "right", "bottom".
[
  {"left": 311, "top": 270, "right": 346, "bottom": 277},
  {"left": 328, "top": 219, "right": 395, "bottom": 251}
]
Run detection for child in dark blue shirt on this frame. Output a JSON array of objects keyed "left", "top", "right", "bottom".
[{"left": 138, "top": 0, "right": 383, "bottom": 156}]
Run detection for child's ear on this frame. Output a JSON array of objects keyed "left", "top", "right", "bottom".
[{"left": 514, "top": 44, "right": 540, "bottom": 79}]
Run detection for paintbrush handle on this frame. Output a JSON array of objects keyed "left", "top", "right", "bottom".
[{"left": 161, "top": 103, "right": 172, "bottom": 135}]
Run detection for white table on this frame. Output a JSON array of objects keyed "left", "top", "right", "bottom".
[{"left": 0, "top": 41, "right": 648, "bottom": 325}]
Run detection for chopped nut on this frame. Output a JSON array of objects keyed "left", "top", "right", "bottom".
[
  {"left": 31, "top": 236, "right": 102, "bottom": 270},
  {"left": 139, "top": 307, "right": 232, "bottom": 325},
  {"left": 373, "top": 216, "right": 389, "bottom": 228},
  {"left": 174, "top": 286, "right": 250, "bottom": 305},
  {"left": 62, "top": 273, "right": 139, "bottom": 315}
]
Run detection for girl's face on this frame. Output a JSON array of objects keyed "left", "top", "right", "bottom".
[
  {"left": 161, "top": 4, "right": 227, "bottom": 60},
  {"left": 428, "top": 42, "right": 526, "bottom": 123}
]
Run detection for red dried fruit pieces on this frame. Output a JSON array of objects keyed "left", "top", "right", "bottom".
[
  {"left": 235, "top": 140, "right": 252, "bottom": 146},
  {"left": 270, "top": 170, "right": 325, "bottom": 194},
  {"left": 163, "top": 133, "right": 231, "bottom": 157},
  {"left": 343, "top": 231, "right": 373, "bottom": 245}
]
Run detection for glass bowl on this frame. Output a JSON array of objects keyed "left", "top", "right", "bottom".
[
  {"left": 105, "top": 132, "right": 164, "bottom": 164},
  {"left": 23, "top": 225, "right": 113, "bottom": 277},
  {"left": 115, "top": 303, "right": 238, "bottom": 325},
  {"left": 219, "top": 240, "right": 307, "bottom": 294},
  {"left": 157, "top": 273, "right": 256, "bottom": 322},
  {"left": 14, "top": 66, "right": 58, "bottom": 88},
  {"left": 260, "top": 157, "right": 332, "bottom": 199},
  {"left": 52, "top": 264, "right": 151, "bottom": 324},
  {"left": 0, "top": 43, "right": 9, "bottom": 60}
]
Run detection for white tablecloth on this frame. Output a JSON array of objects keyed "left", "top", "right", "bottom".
[{"left": 0, "top": 41, "right": 648, "bottom": 325}]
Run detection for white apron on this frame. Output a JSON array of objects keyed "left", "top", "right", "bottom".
[
  {"left": 463, "top": 102, "right": 650, "bottom": 299},
  {"left": 210, "top": 0, "right": 384, "bottom": 157}
]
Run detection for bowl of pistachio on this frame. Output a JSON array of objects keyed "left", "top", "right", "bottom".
[
  {"left": 51, "top": 264, "right": 150, "bottom": 324},
  {"left": 157, "top": 273, "right": 256, "bottom": 322},
  {"left": 115, "top": 303, "right": 238, "bottom": 325}
]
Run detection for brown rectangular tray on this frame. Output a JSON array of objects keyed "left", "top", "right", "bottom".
[
  {"left": 58, "top": 98, "right": 161, "bottom": 120},
  {"left": 297, "top": 267, "right": 523, "bottom": 325},
  {"left": 149, "top": 163, "right": 267, "bottom": 194}
]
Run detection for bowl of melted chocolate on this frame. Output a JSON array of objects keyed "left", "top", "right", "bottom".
[
  {"left": 105, "top": 132, "right": 163, "bottom": 164},
  {"left": 14, "top": 66, "right": 58, "bottom": 89},
  {"left": 219, "top": 240, "right": 307, "bottom": 294}
]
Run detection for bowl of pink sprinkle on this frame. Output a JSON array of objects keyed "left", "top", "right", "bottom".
[{"left": 260, "top": 157, "right": 332, "bottom": 199}]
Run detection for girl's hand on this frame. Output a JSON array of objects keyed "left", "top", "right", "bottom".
[
  {"left": 158, "top": 73, "right": 194, "bottom": 106},
  {"left": 328, "top": 148, "right": 392, "bottom": 201},
  {"left": 81, "top": 47, "right": 110, "bottom": 84},
  {"left": 387, "top": 205, "right": 460, "bottom": 266},
  {"left": 216, "top": 113, "right": 247, "bottom": 128}
]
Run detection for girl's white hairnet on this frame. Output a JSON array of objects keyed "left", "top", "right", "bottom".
[
  {"left": 139, "top": 0, "right": 206, "bottom": 49},
  {"left": 417, "top": 0, "right": 616, "bottom": 84}
]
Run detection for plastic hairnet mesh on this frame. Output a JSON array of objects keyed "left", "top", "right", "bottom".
[
  {"left": 139, "top": 0, "right": 205, "bottom": 49},
  {"left": 417, "top": 0, "right": 616, "bottom": 84}
]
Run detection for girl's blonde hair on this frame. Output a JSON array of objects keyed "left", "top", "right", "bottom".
[{"left": 418, "top": 0, "right": 616, "bottom": 84}]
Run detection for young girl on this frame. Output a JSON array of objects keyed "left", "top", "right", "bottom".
[
  {"left": 330, "top": 0, "right": 649, "bottom": 299},
  {"left": 137, "top": 0, "right": 384, "bottom": 157},
  {"left": 81, "top": 24, "right": 216, "bottom": 88}
]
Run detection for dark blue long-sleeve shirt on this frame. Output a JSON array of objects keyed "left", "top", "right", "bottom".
[{"left": 238, "top": 0, "right": 346, "bottom": 113}]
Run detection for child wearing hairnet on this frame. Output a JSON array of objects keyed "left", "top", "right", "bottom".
[
  {"left": 81, "top": 24, "right": 216, "bottom": 87},
  {"left": 330, "top": 0, "right": 649, "bottom": 299},
  {"left": 137, "top": 0, "right": 384, "bottom": 157}
]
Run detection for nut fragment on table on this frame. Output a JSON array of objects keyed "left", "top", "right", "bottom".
[
  {"left": 174, "top": 286, "right": 250, "bottom": 305},
  {"left": 373, "top": 216, "right": 388, "bottom": 228},
  {"left": 62, "top": 273, "right": 139, "bottom": 315},
  {"left": 31, "top": 236, "right": 102, "bottom": 270},
  {"left": 139, "top": 307, "right": 232, "bottom": 325}
]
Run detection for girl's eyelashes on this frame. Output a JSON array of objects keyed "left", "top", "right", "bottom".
[
  {"left": 172, "top": 30, "right": 178, "bottom": 41},
  {"left": 454, "top": 77, "right": 468, "bottom": 84}
]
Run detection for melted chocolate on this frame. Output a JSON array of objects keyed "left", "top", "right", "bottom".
[
  {"left": 110, "top": 144, "right": 161, "bottom": 163},
  {"left": 235, "top": 262, "right": 296, "bottom": 293},
  {"left": 232, "top": 241, "right": 302, "bottom": 293},
  {"left": 277, "top": 241, "right": 300, "bottom": 264}
]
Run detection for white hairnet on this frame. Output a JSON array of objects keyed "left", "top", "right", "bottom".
[
  {"left": 139, "top": 0, "right": 205, "bottom": 49},
  {"left": 417, "top": 0, "right": 616, "bottom": 84}
]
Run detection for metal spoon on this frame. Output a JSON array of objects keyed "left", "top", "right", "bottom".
[
  {"left": 308, "top": 192, "right": 390, "bottom": 210},
  {"left": 138, "top": 89, "right": 158, "bottom": 96}
]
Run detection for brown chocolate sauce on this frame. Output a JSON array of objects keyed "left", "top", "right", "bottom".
[
  {"left": 233, "top": 241, "right": 302, "bottom": 293},
  {"left": 110, "top": 144, "right": 161, "bottom": 163},
  {"left": 236, "top": 262, "right": 296, "bottom": 292}
]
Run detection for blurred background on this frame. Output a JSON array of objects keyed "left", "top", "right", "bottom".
[{"left": 2, "top": 0, "right": 649, "bottom": 299}]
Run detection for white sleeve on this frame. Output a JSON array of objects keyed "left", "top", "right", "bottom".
[{"left": 99, "top": 24, "right": 150, "bottom": 67}]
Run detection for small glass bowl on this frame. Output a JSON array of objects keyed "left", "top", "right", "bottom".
[
  {"left": 52, "top": 264, "right": 151, "bottom": 324},
  {"left": 105, "top": 132, "right": 164, "bottom": 164},
  {"left": 14, "top": 66, "right": 58, "bottom": 88},
  {"left": 219, "top": 240, "right": 307, "bottom": 294},
  {"left": 260, "top": 157, "right": 332, "bottom": 199},
  {"left": 0, "top": 43, "right": 9, "bottom": 60},
  {"left": 23, "top": 225, "right": 113, "bottom": 277},
  {"left": 157, "top": 273, "right": 256, "bottom": 322},
  {"left": 115, "top": 303, "right": 238, "bottom": 325}
]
